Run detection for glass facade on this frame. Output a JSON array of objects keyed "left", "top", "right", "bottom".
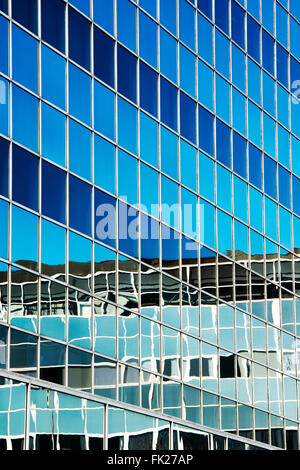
[{"left": 0, "top": 0, "right": 300, "bottom": 451}]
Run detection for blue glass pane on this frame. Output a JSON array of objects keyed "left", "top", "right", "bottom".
[
  {"left": 69, "top": 0, "right": 90, "bottom": 16},
  {"left": 215, "top": 30, "right": 230, "bottom": 79},
  {"left": 232, "top": 88, "right": 246, "bottom": 136},
  {"left": 247, "top": 16, "right": 260, "bottom": 63},
  {"left": 231, "top": 0, "right": 244, "bottom": 48},
  {"left": 160, "top": 0, "right": 176, "bottom": 35},
  {"left": 277, "top": 43, "right": 288, "bottom": 88},
  {"left": 12, "top": 0, "right": 37, "bottom": 34},
  {"left": 217, "top": 164, "right": 231, "bottom": 213},
  {"left": 262, "top": 30, "right": 274, "bottom": 75},
  {"left": 42, "top": 45, "right": 65, "bottom": 110},
  {"left": 233, "top": 132, "right": 246, "bottom": 179},
  {"left": 293, "top": 176, "right": 300, "bottom": 217},
  {"left": 117, "top": 44, "right": 136, "bottom": 103},
  {"left": 68, "top": 6, "right": 90, "bottom": 70},
  {"left": 161, "top": 176, "right": 179, "bottom": 229},
  {"left": 265, "top": 197, "right": 277, "bottom": 241},
  {"left": 218, "top": 210, "right": 232, "bottom": 254},
  {"left": 118, "top": 150, "right": 138, "bottom": 206},
  {"left": 12, "top": 85, "right": 38, "bottom": 152},
  {"left": 263, "top": 72, "right": 275, "bottom": 116},
  {"left": 216, "top": 120, "right": 231, "bottom": 168},
  {"left": 180, "top": 45, "right": 195, "bottom": 98},
  {"left": 12, "top": 25, "right": 38, "bottom": 93},
  {"left": 140, "top": 112, "right": 158, "bottom": 167},
  {"left": 93, "top": 0, "right": 114, "bottom": 35},
  {"left": 69, "top": 175, "right": 91, "bottom": 236},
  {"left": 264, "top": 155, "right": 277, "bottom": 200},
  {"left": 0, "top": 199, "right": 8, "bottom": 259},
  {"left": 139, "top": 61, "right": 157, "bottom": 117},
  {"left": 141, "top": 214, "right": 159, "bottom": 260},
  {"left": 198, "top": 59, "right": 213, "bottom": 110},
  {"left": 198, "top": 14, "right": 212, "bottom": 65},
  {"left": 276, "top": 4, "right": 287, "bottom": 48},
  {"left": 160, "top": 29, "right": 177, "bottom": 84},
  {"left": 41, "top": 0, "right": 65, "bottom": 53},
  {"left": 117, "top": 0, "right": 136, "bottom": 52},
  {"left": 0, "top": 137, "right": 8, "bottom": 197},
  {"left": 197, "top": 0, "right": 212, "bottom": 19},
  {"left": 94, "top": 82, "right": 115, "bottom": 141},
  {"left": 94, "top": 135, "right": 115, "bottom": 194},
  {"left": 180, "top": 92, "right": 196, "bottom": 144},
  {"left": 118, "top": 202, "right": 138, "bottom": 258},
  {"left": 198, "top": 105, "right": 214, "bottom": 156},
  {"left": 180, "top": 140, "right": 197, "bottom": 192},
  {"left": 12, "top": 205, "right": 38, "bottom": 266},
  {"left": 249, "top": 144, "right": 262, "bottom": 189},
  {"left": 161, "top": 126, "right": 178, "bottom": 180},
  {"left": 278, "top": 165, "right": 290, "bottom": 209},
  {"left": 0, "top": 15, "right": 8, "bottom": 75},
  {"left": 248, "top": 101, "right": 261, "bottom": 147},
  {"left": 118, "top": 97, "right": 137, "bottom": 155},
  {"left": 232, "top": 44, "right": 245, "bottom": 92},
  {"left": 12, "top": 145, "right": 38, "bottom": 211},
  {"left": 215, "top": 0, "right": 229, "bottom": 35},
  {"left": 42, "top": 161, "right": 66, "bottom": 224},
  {"left": 140, "top": 162, "right": 159, "bottom": 217},
  {"left": 41, "top": 219, "right": 65, "bottom": 269},
  {"left": 42, "top": 103, "right": 66, "bottom": 167},
  {"left": 139, "top": 11, "right": 157, "bottom": 68},
  {"left": 161, "top": 77, "right": 177, "bottom": 131},
  {"left": 200, "top": 199, "right": 215, "bottom": 249},
  {"left": 179, "top": 0, "right": 195, "bottom": 50},
  {"left": 247, "top": 58, "right": 261, "bottom": 105},
  {"left": 0, "top": 0, "right": 7, "bottom": 13},
  {"left": 199, "top": 152, "right": 214, "bottom": 202},
  {"left": 140, "top": 0, "right": 157, "bottom": 18},
  {"left": 216, "top": 74, "right": 230, "bottom": 124},
  {"left": 69, "top": 63, "right": 91, "bottom": 125},
  {"left": 94, "top": 27, "right": 114, "bottom": 88},
  {"left": 0, "top": 77, "right": 8, "bottom": 136},
  {"left": 69, "top": 119, "right": 91, "bottom": 181},
  {"left": 94, "top": 188, "right": 116, "bottom": 248}
]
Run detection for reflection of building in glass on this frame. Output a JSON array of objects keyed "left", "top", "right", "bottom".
[{"left": 0, "top": 0, "right": 300, "bottom": 451}]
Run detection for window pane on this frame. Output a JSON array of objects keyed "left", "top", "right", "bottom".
[
  {"left": 68, "top": 6, "right": 90, "bottom": 70},
  {"left": 94, "top": 27, "right": 114, "bottom": 88},
  {"left": 139, "top": 61, "right": 157, "bottom": 117},
  {"left": 247, "top": 15, "right": 260, "bottom": 63},
  {"left": 215, "top": 0, "right": 229, "bottom": 35},
  {"left": 12, "top": 85, "right": 38, "bottom": 152},
  {"left": 117, "top": 0, "right": 136, "bottom": 52},
  {"left": 198, "top": 105, "right": 214, "bottom": 156},
  {"left": 12, "top": 205, "right": 38, "bottom": 268},
  {"left": 12, "top": 144, "right": 38, "bottom": 211},
  {"left": 12, "top": 0, "right": 37, "bottom": 34},
  {"left": 160, "top": 77, "right": 177, "bottom": 131},
  {"left": 0, "top": 137, "right": 9, "bottom": 198},
  {"left": 94, "top": 82, "right": 115, "bottom": 140},
  {"left": 117, "top": 44, "right": 136, "bottom": 103},
  {"left": 69, "top": 119, "right": 91, "bottom": 181},
  {"left": 94, "top": 135, "right": 115, "bottom": 194},
  {"left": 0, "top": 15, "right": 8, "bottom": 75},
  {"left": 139, "top": 11, "right": 157, "bottom": 68},
  {"left": 180, "top": 92, "right": 196, "bottom": 144},
  {"left": 42, "top": 45, "right": 66, "bottom": 110},
  {"left": 69, "top": 63, "right": 91, "bottom": 125},
  {"left": 42, "top": 103, "right": 66, "bottom": 167},
  {"left": 42, "top": 161, "right": 66, "bottom": 224},
  {"left": 12, "top": 24, "right": 38, "bottom": 91},
  {"left": 69, "top": 175, "right": 91, "bottom": 236},
  {"left": 94, "top": 0, "right": 114, "bottom": 35},
  {"left": 41, "top": 0, "right": 65, "bottom": 53}
]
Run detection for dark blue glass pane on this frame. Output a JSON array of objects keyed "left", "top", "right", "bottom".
[
  {"left": 197, "top": 0, "right": 212, "bottom": 19},
  {"left": 216, "top": 119, "right": 231, "bottom": 168},
  {"left": 140, "top": 213, "right": 159, "bottom": 261},
  {"left": 140, "top": 61, "right": 157, "bottom": 117},
  {"left": 290, "top": 56, "right": 300, "bottom": 89},
  {"left": 41, "top": 0, "right": 65, "bottom": 53},
  {"left": 262, "top": 30, "right": 274, "bottom": 75},
  {"left": 233, "top": 132, "right": 247, "bottom": 179},
  {"left": 0, "top": 15, "right": 8, "bottom": 75},
  {"left": 249, "top": 144, "right": 262, "bottom": 189},
  {"left": 0, "top": 0, "right": 8, "bottom": 13},
  {"left": 68, "top": 6, "right": 90, "bottom": 71},
  {"left": 180, "top": 92, "right": 196, "bottom": 144},
  {"left": 118, "top": 201, "right": 138, "bottom": 258},
  {"left": 215, "top": 0, "right": 229, "bottom": 35},
  {"left": 69, "top": 175, "right": 91, "bottom": 236},
  {"left": 117, "top": 44, "right": 136, "bottom": 103},
  {"left": 278, "top": 165, "right": 290, "bottom": 209},
  {"left": 12, "top": 0, "right": 37, "bottom": 34},
  {"left": 94, "top": 27, "right": 114, "bottom": 87},
  {"left": 247, "top": 15, "right": 260, "bottom": 63},
  {"left": 94, "top": 188, "right": 116, "bottom": 248},
  {"left": 160, "top": 77, "right": 177, "bottom": 131},
  {"left": 277, "top": 43, "right": 288, "bottom": 88},
  {"left": 264, "top": 155, "right": 277, "bottom": 199},
  {"left": 161, "top": 225, "right": 179, "bottom": 261},
  {"left": 293, "top": 176, "right": 300, "bottom": 216},
  {"left": 12, "top": 144, "right": 38, "bottom": 211},
  {"left": 0, "top": 137, "right": 8, "bottom": 197},
  {"left": 42, "top": 161, "right": 66, "bottom": 224},
  {"left": 231, "top": 1, "right": 244, "bottom": 48},
  {"left": 198, "top": 105, "right": 214, "bottom": 156}
]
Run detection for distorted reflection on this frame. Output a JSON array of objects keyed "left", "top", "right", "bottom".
[
  {"left": 0, "top": 377, "right": 26, "bottom": 450},
  {"left": 10, "top": 268, "right": 38, "bottom": 333}
]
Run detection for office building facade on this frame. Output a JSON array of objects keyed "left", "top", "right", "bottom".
[{"left": 0, "top": 0, "right": 300, "bottom": 450}]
